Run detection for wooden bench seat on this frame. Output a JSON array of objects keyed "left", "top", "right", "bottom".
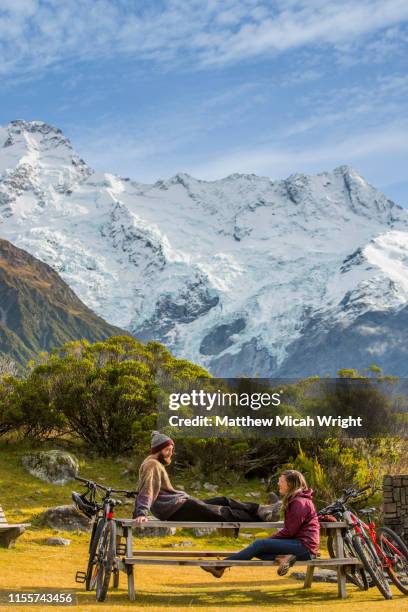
[
  {"left": 0, "top": 505, "right": 30, "bottom": 548},
  {"left": 120, "top": 556, "right": 361, "bottom": 567}
]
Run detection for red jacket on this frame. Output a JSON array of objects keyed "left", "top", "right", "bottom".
[{"left": 271, "top": 488, "right": 320, "bottom": 555}]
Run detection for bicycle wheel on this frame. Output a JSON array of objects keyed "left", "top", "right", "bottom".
[
  {"left": 379, "top": 526, "right": 408, "bottom": 595},
  {"left": 96, "top": 520, "right": 116, "bottom": 602},
  {"left": 352, "top": 534, "right": 392, "bottom": 600},
  {"left": 327, "top": 534, "right": 369, "bottom": 590},
  {"left": 86, "top": 518, "right": 105, "bottom": 591}
]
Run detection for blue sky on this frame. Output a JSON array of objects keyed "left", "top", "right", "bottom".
[{"left": 1, "top": 0, "right": 408, "bottom": 204}]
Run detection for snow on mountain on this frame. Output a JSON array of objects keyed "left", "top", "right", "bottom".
[{"left": 1, "top": 119, "right": 408, "bottom": 376}]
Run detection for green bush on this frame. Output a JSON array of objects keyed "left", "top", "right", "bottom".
[
  {"left": 0, "top": 372, "right": 63, "bottom": 439},
  {"left": 0, "top": 336, "right": 210, "bottom": 456},
  {"left": 279, "top": 436, "right": 407, "bottom": 509}
]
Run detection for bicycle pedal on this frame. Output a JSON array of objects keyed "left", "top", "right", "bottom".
[
  {"left": 116, "top": 543, "right": 126, "bottom": 555},
  {"left": 75, "top": 571, "right": 87, "bottom": 584}
]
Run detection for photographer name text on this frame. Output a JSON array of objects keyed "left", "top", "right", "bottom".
[{"left": 167, "top": 415, "right": 363, "bottom": 429}]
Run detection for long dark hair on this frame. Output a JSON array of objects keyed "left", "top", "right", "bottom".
[{"left": 281, "top": 469, "right": 308, "bottom": 509}]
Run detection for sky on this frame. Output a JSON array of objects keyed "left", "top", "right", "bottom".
[{"left": 0, "top": 0, "right": 408, "bottom": 204}]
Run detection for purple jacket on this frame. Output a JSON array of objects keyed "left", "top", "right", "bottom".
[{"left": 271, "top": 488, "right": 320, "bottom": 555}]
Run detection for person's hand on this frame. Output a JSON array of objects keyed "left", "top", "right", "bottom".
[{"left": 135, "top": 515, "right": 148, "bottom": 524}]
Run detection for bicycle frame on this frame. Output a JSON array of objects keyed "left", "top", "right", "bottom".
[
  {"left": 319, "top": 485, "right": 408, "bottom": 598},
  {"left": 347, "top": 507, "right": 404, "bottom": 572},
  {"left": 73, "top": 476, "right": 136, "bottom": 587}
]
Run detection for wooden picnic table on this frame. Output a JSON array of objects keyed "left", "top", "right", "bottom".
[{"left": 114, "top": 518, "right": 361, "bottom": 601}]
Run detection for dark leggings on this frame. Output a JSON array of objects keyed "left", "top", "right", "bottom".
[{"left": 169, "top": 496, "right": 261, "bottom": 522}]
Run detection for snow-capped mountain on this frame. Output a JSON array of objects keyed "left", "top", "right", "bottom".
[{"left": 1, "top": 119, "right": 408, "bottom": 376}]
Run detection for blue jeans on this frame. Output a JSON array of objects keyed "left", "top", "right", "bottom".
[{"left": 226, "top": 537, "right": 312, "bottom": 561}]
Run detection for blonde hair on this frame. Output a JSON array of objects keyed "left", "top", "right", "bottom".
[{"left": 281, "top": 469, "right": 308, "bottom": 509}]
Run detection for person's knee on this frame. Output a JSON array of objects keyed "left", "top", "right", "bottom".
[
  {"left": 248, "top": 538, "right": 269, "bottom": 553},
  {"left": 202, "top": 497, "right": 222, "bottom": 505},
  {"left": 297, "top": 549, "right": 312, "bottom": 561},
  {"left": 211, "top": 496, "right": 229, "bottom": 505}
]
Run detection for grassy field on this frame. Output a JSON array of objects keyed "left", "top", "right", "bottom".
[{"left": 0, "top": 441, "right": 406, "bottom": 611}]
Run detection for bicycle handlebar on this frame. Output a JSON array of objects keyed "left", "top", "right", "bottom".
[
  {"left": 319, "top": 485, "right": 372, "bottom": 517},
  {"left": 341, "top": 484, "right": 371, "bottom": 501},
  {"left": 74, "top": 475, "right": 108, "bottom": 491},
  {"left": 74, "top": 475, "right": 92, "bottom": 483},
  {"left": 74, "top": 475, "right": 137, "bottom": 498},
  {"left": 112, "top": 489, "right": 138, "bottom": 498},
  {"left": 354, "top": 484, "right": 371, "bottom": 495}
]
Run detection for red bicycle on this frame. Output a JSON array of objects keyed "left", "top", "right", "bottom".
[
  {"left": 354, "top": 505, "right": 408, "bottom": 596},
  {"left": 320, "top": 485, "right": 408, "bottom": 600}
]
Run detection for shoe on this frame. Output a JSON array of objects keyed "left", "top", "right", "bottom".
[
  {"left": 268, "top": 491, "right": 280, "bottom": 504},
  {"left": 277, "top": 554, "right": 297, "bottom": 576},
  {"left": 257, "top": 501, "right": 282, "bottom": 521},
  {"left": 201, "top": 565, "right": 227, "bottom": 578}
]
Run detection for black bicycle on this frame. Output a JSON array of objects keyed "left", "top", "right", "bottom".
[{"left": 72, "top": 476, "right": 136, "bottom": 602}]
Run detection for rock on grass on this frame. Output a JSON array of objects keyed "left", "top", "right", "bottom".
[
  {"left": 41, "top": 505, "right": 91, "bottom": 532},
  {"left": 22, "top": 450, "right": 79, "bottom": 485},
  {"left": 46, "top": 537, "right": 71, "bottom": 546}
]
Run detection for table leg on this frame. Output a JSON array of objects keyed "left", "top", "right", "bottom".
[
  {"left": 335, "top": 528, "right": 347, "bottom": 599},
  {"left": 304, "top": 565, "right": 314, "bottom": 588},
  {"left": 337, "top": 566, "right": 347, "bottom": 599},
  {"left": 125, "top": 526, "right": 136, "bottom": 601},
  {"left": 127, "top": 565, "right": 136, "bottom": 601}
]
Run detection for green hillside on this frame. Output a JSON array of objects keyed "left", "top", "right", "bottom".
[{"left": 0, "top": 238, "right": 126, "bottom": 367}]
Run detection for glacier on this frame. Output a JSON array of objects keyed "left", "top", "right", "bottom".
[{"left": 1, "top": 119, "right": 408, "bottom": 376}]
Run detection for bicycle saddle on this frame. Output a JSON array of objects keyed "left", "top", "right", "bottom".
[{"left": 359, "top": 507, "right": 376, "bottom": 515}]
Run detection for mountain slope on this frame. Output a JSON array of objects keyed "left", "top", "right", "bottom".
[
  {"left": 0, "top": 238, "right": 126, "bottom": 366},
  {"left": 0, "top": 119, "right": 408, "bottom": 375}
]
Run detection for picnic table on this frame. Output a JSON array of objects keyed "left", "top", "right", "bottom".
[{"left": 114, "top": 518, "right": 361, "bottom": 601}]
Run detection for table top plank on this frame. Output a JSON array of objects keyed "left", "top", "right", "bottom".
[{"left": 115, "top": 519, "right": 346, "bottom": 529}]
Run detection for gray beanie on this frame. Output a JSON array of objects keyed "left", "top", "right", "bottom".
[{"left": 151, "top": 431, "right": 174, "bottom": 454}]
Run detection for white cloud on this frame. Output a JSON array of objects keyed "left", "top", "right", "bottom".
[
  {"left": 356, "top": 325, "right": 383, "bottom": 336},
  {"left": 0, "top": 0, "right": 407, "bottom": 76},
  {"left": 187, "top": 121, "right": 408, "bottom": 181},
  {"left": 68, "top": 79, "right": 268, "bottom": 180},
  {"left": 279, "top": 69, "right": 323, "bottom": 87},
  {"left": 281, "top": 72, "right": 408, "bottom": 138},
  {"left": 195, "top": 0, "right": 408, "bottom": 65},
  {"left": 366, "top": 342, "right": 388, "bottom": 355},
  {"left": 72, "top": 119, "right": 408, "bottom": 188}
]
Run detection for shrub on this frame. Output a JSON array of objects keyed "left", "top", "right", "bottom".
[
  {"left": 0, "top": 373, "right": 63, "bottom": 439},
  {"left": 24, "top": 336, "right": 209, "bottom": 455}
]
